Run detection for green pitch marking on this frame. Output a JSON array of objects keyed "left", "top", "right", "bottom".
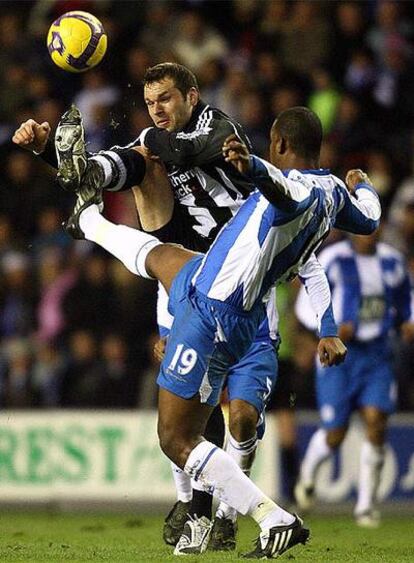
[{"left": 0, "top": 512, "right": 413, "bottom": 561}]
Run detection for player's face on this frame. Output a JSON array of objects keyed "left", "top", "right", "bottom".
[{"left": 144, "top": 78, "right": 197, "bottom": 132}]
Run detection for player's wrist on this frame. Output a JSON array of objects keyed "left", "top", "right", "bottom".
[{"left": 32, "top": 144, "right": 47, "bottom": 155}]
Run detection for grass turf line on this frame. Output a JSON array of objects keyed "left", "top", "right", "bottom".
[{"left": 0, "top": 512, "right": 413, "bottom": 561}]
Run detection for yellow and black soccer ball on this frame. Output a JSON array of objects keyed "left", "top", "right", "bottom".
[{"left": 47, "top": 11, "right": 107, "bottom": 73}]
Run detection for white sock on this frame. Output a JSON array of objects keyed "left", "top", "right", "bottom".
[
  {"left": 300, "top": 428, "right": 332, "bottom": 486},
  {"left": 355, "top": 441, "right": 385, "bottom": 515},
  {"left": 79, "top": 204, "right": 161, "bottom": 278},
  {"left": 184, "top": 441, "right": 294, "bottom": 530},
  {"left": 215, "top": 433, "right": 258, "bottom": 522},
  {"left": 171, "top": 462, "right": 192, "bottom": 503}
]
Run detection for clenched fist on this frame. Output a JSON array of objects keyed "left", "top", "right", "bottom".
[
  {"left": 345, "top": 169, "right": 372, "bottom": 194},
  {"left": 318, "top": 336, "right": 347, "bottom": 367},
  {"left": 12, "top": 119, "right": 51, "bottom": 154}
]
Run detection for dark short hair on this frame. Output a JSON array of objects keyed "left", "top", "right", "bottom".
[
  {"left": 143, "top": 62, "right": 199, "bottom": 98},
  {"left": 272, "top": 107, "right": 322, "bottom": 160}
]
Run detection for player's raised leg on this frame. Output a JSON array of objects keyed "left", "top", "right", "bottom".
[{"left": 55, "top": 104, "right": 175, "bottom": 233}]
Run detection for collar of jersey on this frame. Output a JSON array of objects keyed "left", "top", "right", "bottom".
[
  {"left": 185, "top": 100, "right": 209, "bottom": 131},
  {"left": 282, "top": 168, "right": 331, "bottom": 176}
]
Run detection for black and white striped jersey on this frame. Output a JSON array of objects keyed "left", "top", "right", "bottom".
[{"left": 94, "top": 101, "right": 255, "bottom": 251}]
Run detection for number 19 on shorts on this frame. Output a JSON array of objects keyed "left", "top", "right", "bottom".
[{"left": 168, "top": 344, "right": 198, "bottom": 375}]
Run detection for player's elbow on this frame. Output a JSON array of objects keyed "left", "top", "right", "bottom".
[
  {"left": 342, "top": 217, "right": 380, "bottom": 235},
  {"left": 358, "top": 218, "right": 380, "bottom": 235}
]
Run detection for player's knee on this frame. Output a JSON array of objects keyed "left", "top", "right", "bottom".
[
  {"left": 157, "top": 422, "right": 199, "bottom": 468},
  {"left": 366, "top": 421, "right": 387, "bottom": 446},
  {"left": 229, "top": 400, "right": 259, "bottom": 442},
  {"left": 326, "top": 428, "right": 346, "bottom": 449},
  {"left": 157, "top": 422, "right": 180, "bottom": 464}
]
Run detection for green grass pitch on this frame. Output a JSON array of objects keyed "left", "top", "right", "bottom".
[{"left": 0, "top": 512, "right": 413, "bottom": 562}]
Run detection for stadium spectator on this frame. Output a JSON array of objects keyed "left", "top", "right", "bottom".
[
  {"left": 171, "top": 10, "right": 228, "bottom": 73},
  {"left": 331, "top": 2, "right": 368, "bottom": 81},
  {"left": 279, "top": 1, "right": 332, "bottom": 76},
  {"left": 0, "top": 251, "right": 36, "bottom": 339},
  {"left": 308, "top": 67, "right": 342, "bottom": 134},
  {"left": 60, "top": 329, "right": 101, "bottom": 407},
  {"left": 96, "top": 333, "right": 137, "bottom": 408},
  {"left": 1, "top": 337, "right": 33, "bottom": 408},
  {"left": 61, "top": 253, "right": 118, "bottom": 339},
  {"left": 31, "top": 341, "right": 65, "bottom": 407},
  {"left": 35, "top": 247, "right": 77, "bottom": 344}
]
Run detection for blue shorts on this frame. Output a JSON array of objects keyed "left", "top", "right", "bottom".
[
  {"left": 157, "top": 256, "right": 270, "bottom": 412},
  {"left": 316, "top": 339, "right": 396, "bottom": 429}
]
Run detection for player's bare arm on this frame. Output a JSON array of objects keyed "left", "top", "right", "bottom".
[{"left": 12, "top": 119, "right": 51, "bottom": 153}]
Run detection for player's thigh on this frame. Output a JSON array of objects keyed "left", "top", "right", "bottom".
[
  {"left": 132, "top": 157, "right": 174, "bottom": 231},
  {"left": 157, "top": 295, "right": 231, "bottom": 408},
  {"left": 158, "top": 387, "right": 213, "bottom": 443},
  {"left": 226, "top": 339, "right": 278, "bottom": 439},
  {"left": 147, "top": 201, "right": 212, "bottom": 252},
  {"left": 357, "top": 354, "right": 397, "bottom": 416},
  {"left": 316, "top": 362, "right": 353, "bottom": 429}
]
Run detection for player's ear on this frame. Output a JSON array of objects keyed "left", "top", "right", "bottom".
[
  {"left": 279, "top": 136, "right": 288, "bottom": 155},
  {"left": 188, "top": 88, "right": 199, "bottom": 107}
]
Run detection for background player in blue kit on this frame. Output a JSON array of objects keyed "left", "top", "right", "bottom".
[
  {"left": 50, "top": 106, "right": 380, "bottom": 558},
  {"left": 294, "top": 230, "right": 414, "bottom": 528}
]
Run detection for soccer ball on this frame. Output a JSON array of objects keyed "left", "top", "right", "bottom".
[{"left": 47, "top": 11, "right": 107, "bottom": 73}]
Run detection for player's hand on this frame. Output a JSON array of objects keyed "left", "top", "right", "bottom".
[
  {"left": 222, "top": 134, "right": 250, "bottom": 174},
  {"left": 345, "top": 169, "right": 372, "bottom": 194},
  {"left": 12, "top": 119, "right": 51, "bottom": 153},
  {"left": 400, "top": 321, "right": 414, "bottom": 343},
  {"left": 318, "top": 337, "right": 347, "bottom": 367},
  {"left": 153, "top": 336, "right": 167, "bottom": 363},
  {"left": 338, "top": 322, "right": 355, "bottom": 342}
]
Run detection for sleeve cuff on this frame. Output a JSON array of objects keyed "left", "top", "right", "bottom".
[
  {"left": 354, "top": 182, "right": 378, "bottom": 197},
  {"left": 319, "top": 305, "right": 338, "bottom": 337},
  {"left": 138, "top": 127, "right": 154, "bottom": 147}
]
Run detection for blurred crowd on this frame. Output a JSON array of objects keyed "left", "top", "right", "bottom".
[{"left": 0, "top": 0, "right": 413, "bottom": 409}]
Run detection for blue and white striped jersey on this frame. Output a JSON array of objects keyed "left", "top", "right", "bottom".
[
  {"left": 191, "top": 157, "right": 381, "bottom": 318},
  {"left": 295, "top": 239, "right": 413, "bottom": 341},
  {"left": 159, "top": 252, "right": 337, "bottom": 338}
]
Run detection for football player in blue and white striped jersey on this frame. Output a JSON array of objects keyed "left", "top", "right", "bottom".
[
  {"left": 61, "top": 106, "right": 381, "bottom": 558},
  {"left": 294, "top": 229, "right": 414, "bottom": 528}
]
